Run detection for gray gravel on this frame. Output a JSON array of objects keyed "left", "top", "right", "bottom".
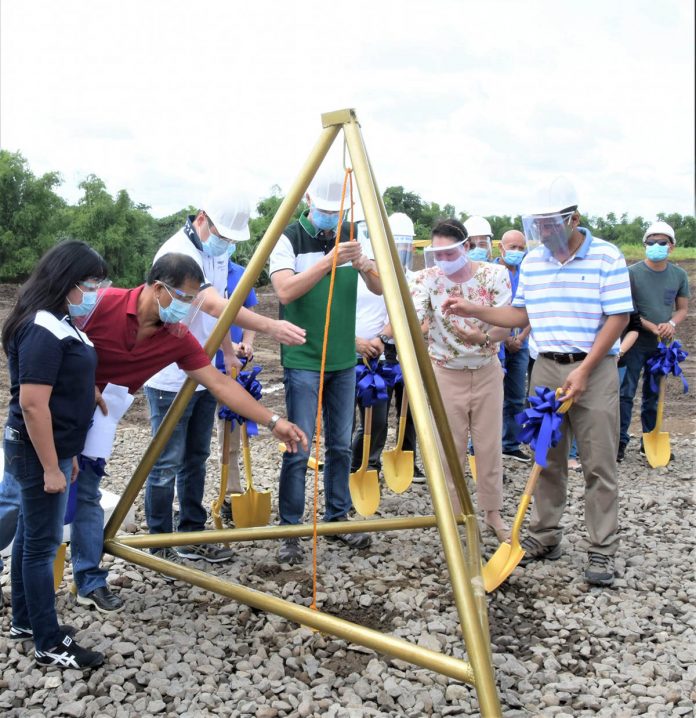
[{"left": 1, "top": 423, "right": 695, "bottom": 717}]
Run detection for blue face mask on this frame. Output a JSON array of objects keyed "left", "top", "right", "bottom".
[
  {"left": 68, "top": 289, "right": 98, "bottom": 317},
  {"left": 645, "top": 244, "right": 669, "bottom": 262},
  {"left": 226, "top": 242, "right": 237, "bottom": 257},
  {"left": 468, "top": 247, "right": 489, "bottom": 262},
  {"left": 202, "top": 232, "right": 231, "bottom": 258},
  {"left": 158, "top": 295, "right": 191, "bottom": 324},
  {"left": 310, "top": 206, "right": 339, "bottom": 232},
  {"left": 503, "top": 249, "right": 526, "bottom": 266}
]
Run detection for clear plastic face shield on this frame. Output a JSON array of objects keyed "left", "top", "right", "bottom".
[
  {"left": 67, "top": 279, "right": 112, "bottom": 330},
  {"left": 522, "top": 211, "right": 575, "bottom": 256},
  {"left": 155, "top": 281, "right": 205, "bottom": 337},
  {"left": 424, "top": 239, "right": 470, "bottom": 278},
  {"left": 394, "top": 235, "right": 414, "bottom": 271}
]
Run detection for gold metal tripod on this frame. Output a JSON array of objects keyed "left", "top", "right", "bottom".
[{"left": 102, "top": 108, "right": 502, "bottom": 716}]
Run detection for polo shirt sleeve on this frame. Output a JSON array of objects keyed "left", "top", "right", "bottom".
[
  {"left": 174, "top": 332, "right": 214, "bottom": 372},
  {"left": 677, "top": 267, "right": 691, "bottom": 298},
  {"left": 244, "top": 286, "right": 258, "bottom": 309},
  {"left": 15, "top": 323, "right": 64, "bottom": 386},
  {"left": 600, "top": 252, "right": 634, "bottom": 316},
  {"left": 512, "top": 264, "right": 527, "bottom": 308},
  {"left": 410, "top": 271, "right": 433, "bottom": 325},
  {"left": 269, "top": 234, "right": 296, "bottom": 275}
]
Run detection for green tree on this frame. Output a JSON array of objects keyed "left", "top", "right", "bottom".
[{"left": 0, "top": 150, "right": 68, "bottom": 281}]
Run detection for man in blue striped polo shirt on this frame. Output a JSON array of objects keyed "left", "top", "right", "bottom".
[{"left": 442, "top": 177, "right": 633, "bottom": 587}]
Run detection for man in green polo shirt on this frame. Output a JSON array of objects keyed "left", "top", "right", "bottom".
[{"left": 269, "top": 170, "right": 382, "bottom": 564}]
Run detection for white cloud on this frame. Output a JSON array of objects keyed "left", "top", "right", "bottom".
[{"left": 1, "top": 0, "right": 693, "bottom": 223}]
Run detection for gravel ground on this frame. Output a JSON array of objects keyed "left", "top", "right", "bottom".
[{"left": 1, "top": 420, "right": 694, "bottom": 717}]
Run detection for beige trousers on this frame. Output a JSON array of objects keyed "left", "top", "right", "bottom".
[
  {"left": 215, "top": 410, "right": 242, "bottom": 496},
  {"left": 433, "top": 359, "right": 505, "bottom": 514},
  {"left": 528, "top": 355, "right": 620, "bottom": 555}
]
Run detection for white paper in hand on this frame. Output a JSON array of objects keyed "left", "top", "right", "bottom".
[{"left": 82, "top": 384, "right": 135, "bottom": 459}]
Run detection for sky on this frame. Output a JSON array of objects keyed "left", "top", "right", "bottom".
[{"left": 1, "top": 0, "right": 694, "bottom": 222}]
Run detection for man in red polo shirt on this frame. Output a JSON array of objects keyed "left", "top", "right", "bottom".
[{"left": 70, "top": 253, "right": 307, "bottom": 613}]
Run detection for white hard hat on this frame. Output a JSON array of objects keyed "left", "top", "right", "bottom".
[
  {"left": 388, "top": 212, "right": 415, "bottom": 238},
  {"left": 643, "top": 220, "right": 676, "bottom": 245},
  {"left": 528, "top": 177, "right": 579, "bottom": 216},
  {"left": 463, "top": 216, "right": 493, "bottom": 238},
  {"left": 204, "top": 192, "right": 252, "bottom": 241},
  {"left": 308, "top": 169, "right": 352, "bottom": 212}
]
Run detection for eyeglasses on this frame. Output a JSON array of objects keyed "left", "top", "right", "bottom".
[
  {"left": 206, "top": 216, "right": 234, "bottom": 244},
  {"left": 644, "top": 240, "right": 670, "bottom": 247},
  {"left": 159, "top": 282, "right": 199, "bottom": 304}
]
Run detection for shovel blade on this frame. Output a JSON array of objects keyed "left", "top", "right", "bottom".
[
  {"left": 382, "top": 449, "right": 414, "bottom": 493},
  {"left": 349, "top": 469, "right": 380, "bottom": 516},
  {"left": 642, "top": 429, "right": 671, "bottom": 468},
  {"left": 482, "top": 543, "right": 525, "bottom": 593},
  {"left": 231, "top": 488, "right": 272, "bottom": 528}
]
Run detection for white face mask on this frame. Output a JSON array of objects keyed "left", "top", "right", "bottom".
[{"left": 435, "top": 254, "right": 469, "bottom": 276}]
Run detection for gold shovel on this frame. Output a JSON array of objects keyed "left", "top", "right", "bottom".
[
  {"left": 383, "top": 389, "right": 414, "bottom": 493},
  {"left": 231, "top": 422, "right": 272, "bottom": 528},
  {"left": 482, "top": 390, "right": 573, "bottom": 593},
  {"left": 349, "top": 405, "right": 381, "bottom": 516},
  {"left": 211, "top": 418, "right": 233, "bottom": 530},
  {"left": 642, "top": 375, "right": 671, "bottom": 468}
]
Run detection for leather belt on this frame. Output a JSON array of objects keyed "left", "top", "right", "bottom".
[{"left": 540, "top": 352, "right": 588, "bottom": 364}]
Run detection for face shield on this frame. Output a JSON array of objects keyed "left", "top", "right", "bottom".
[
  {"left": 67, "top": 279, "right": 112, "bottom": 330},
  {"left": 424, "top": 239, "right": 470, "bottom": 278},
  {"left": 522, "top": 212, "right": 574, "bottom": 256},
  {"left": 394, "top": 235, "right": 414, "bottom": 271},
  {"left": 156, "top": 281, "right": 205, "bottom": 337}
]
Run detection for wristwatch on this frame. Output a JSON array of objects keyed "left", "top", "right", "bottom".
[
  {"left": 267, "top": 414, "right": 281, "bottom": 431},
  {"left": 668, "top": 319, "right": 676, "bottom": 328},
  {"left": 378, "top": 333, "right": 390, "bottom": 344}
]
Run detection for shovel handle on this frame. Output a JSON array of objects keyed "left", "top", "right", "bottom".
[
  {"left": 395, "top": 388, "right": 409, "bottom": 451},
  {"left": 212, "top": 418, "right": 233, "bottom": 526},
  {"left": 241, "top": 422, "right": 254, "bottom": 490},
  {"left": 654, "top": 375, "right": 667, "bottom": 433},
  {"left": 359, "top": 406, "right": 373, "bottom": 471}
]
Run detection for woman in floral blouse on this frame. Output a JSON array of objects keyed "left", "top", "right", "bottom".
[{"left": 411, "top": 219, "right": 512, "bottom": 540}]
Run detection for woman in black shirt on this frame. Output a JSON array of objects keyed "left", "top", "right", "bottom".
[{"left": 2, "top": 240, "right": 108, "bottom": 669}]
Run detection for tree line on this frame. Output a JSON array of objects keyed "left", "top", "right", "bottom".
[{"left": 1, "top": 150, "right": 694, "bottom": 287}]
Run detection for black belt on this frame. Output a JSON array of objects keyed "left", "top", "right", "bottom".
[{"left": 540, "top": 352, "right": 588, "bottom": 364}]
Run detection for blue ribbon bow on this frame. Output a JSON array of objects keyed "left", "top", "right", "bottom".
[
  {"left": 218, "top": 362, "right": 263, "bottom": 435},
  {"left": 355, "top": 359, "right": 389, "bottom": 407},
  {"left": 378, "top": 361, "right": 403, "bottom": 388},
  {"left": 645, "top": 341, "right": 689, "bottom": 394},
  {"left": 515, "top": 386, "right": 566, "bottom": 467}
]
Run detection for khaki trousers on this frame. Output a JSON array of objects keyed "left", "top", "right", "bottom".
[
  {"left": 215, "top": 410, "right": 242, "bottom": 496},
  {"left": 528, "top": 355, "right": 620, "bottom": 555},
  {"left": 433, "top": 359, "right": 504, "bottom": 514}
]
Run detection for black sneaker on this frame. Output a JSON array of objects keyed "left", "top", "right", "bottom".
[
  {"left": 175, "top": 543, "right": 233, "bottom": 563},
  {"left": 412, "top": 465, "right": 427, "bottom": 484},
  {"left": 152, "top": 547, "right": 186, "bottom": 583},
  {"left": 616, "top": 442, "right": 627, "bottom": 462},
  {"left": 585, "top": 552, "right": 615, "bottom": 587},
  {"left": 502, "top": 448, "right": 532, "bottom": 463},
  {"left": 35, "top": 634, "right": 104, "bottom": 670},
  {"left": 325, "top": 523, "right": 372, "bottom": 550},
  {"left": 278, "top": 537, "right": 304, "bottom": 565},
  {"left": 11, "top": 624, "right": 76, "bottom": 641},
  {"left": 519, "top": 536, "right": 562, "bottom": 565},
  {"left": 76, "top": 586, "right": 124, "bottom": 614}
]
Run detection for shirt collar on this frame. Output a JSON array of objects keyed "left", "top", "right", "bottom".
[
  {"left": 299, "top": 210, "right": 336, "bottom": 241},
  {"left": 127, "top": 285, "right": 146, "bottom": 317},
  {"left": 183, "top": 216, "right": 204, "bottom": 251}
]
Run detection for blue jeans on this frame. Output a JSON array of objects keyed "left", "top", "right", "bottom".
[
  {"left": 70, "top": 459, "right": 108, "bottom": 596},
  {"left": 144, "top": 387, "right": 217, "bottom": 535},
  {"left": 279, "top": 367, "right": 355, "bottom": 525},
  {"left": 619, "top": 341, "right": 659, "bottom": 447},
  {"left": 0, "top": 470, "right": 22, "bottom": 571},
  {"left": 502, "top": 346, "right": 529, "bottom": 452},
  {"left": 5, "top": 438, "right": 71, "bottom": 651}
]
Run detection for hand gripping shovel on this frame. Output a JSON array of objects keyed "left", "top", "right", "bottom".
[
  {"left": 349, "top": 404, "right": 381, "bottom": 516},
  {"left": 211, "top": 418, "right": 233, "bottom": 530},
  {"left": 231, "top": 421, "right": 272, "bottom": 528},
  {"left": 643, "top": 375, "right": 670, "bottom": 468},
  {"left": 383, "top": 389, "right": 414, "bottom": 493},
  {"left": 482, "top": 391, "right": 573, "bottom": 593}
]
